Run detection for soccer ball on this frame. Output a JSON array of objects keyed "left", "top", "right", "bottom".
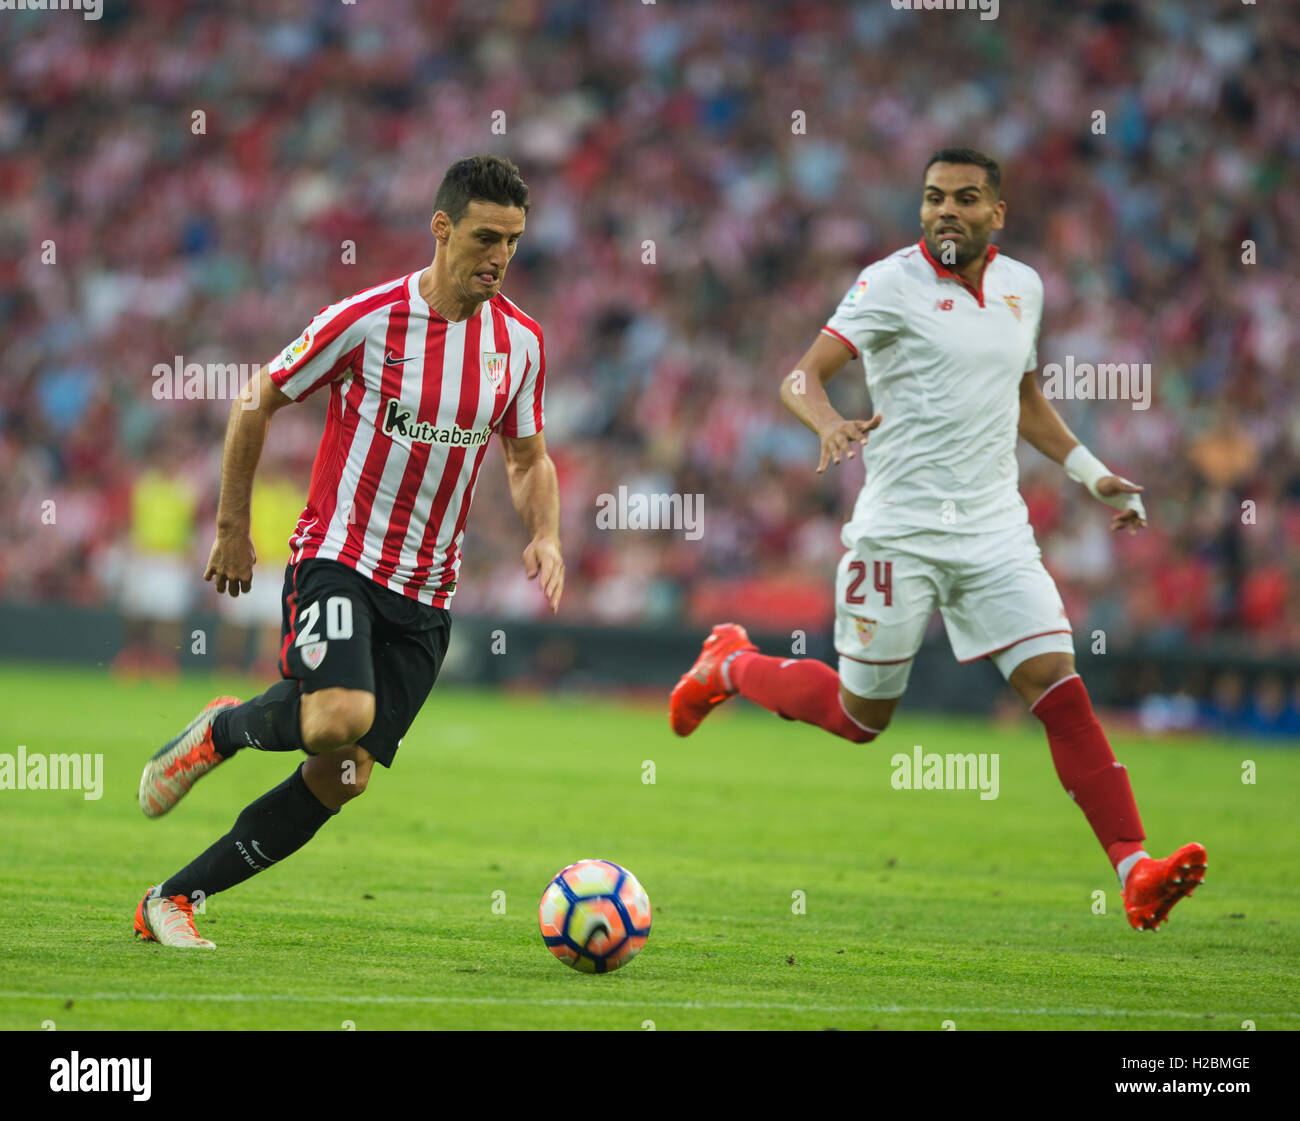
[{"left": 538, "top": 859, "right": 652, "bottom": 974}]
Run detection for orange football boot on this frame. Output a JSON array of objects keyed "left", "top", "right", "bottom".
[
  {"left": 138, "top": 695, "right": 240, "bottom": 817},
  {"left": 134, "top": 885, "right": 216, "bottom": 949},
  {"left": 1122, "top": 842, "right": 1207, "bottom": 931},
  {"left": 669, "top": 623, "right": 757, "bottom": 737}
]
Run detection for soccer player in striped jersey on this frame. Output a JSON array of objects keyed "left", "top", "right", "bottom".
[
  {"left": 670, "top": 148, "right": 1205, "bottom": 932},
  {"left": 135, "top": 155, "right": 563, "bottom": 948}
]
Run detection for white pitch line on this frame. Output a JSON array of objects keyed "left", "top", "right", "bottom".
[{"left": 0, "top": 992, "right": 1294, "bottom": 1020}]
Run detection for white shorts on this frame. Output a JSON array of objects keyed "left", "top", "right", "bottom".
[
  {"left": 834, "top": 523, "right": 1074, "bottom": 700},
  {"left": 120, "top": 553, "right": 192, "bottom": 621},
  {"left": 217, "top": 565, "right": 284, "bottom": 627}
]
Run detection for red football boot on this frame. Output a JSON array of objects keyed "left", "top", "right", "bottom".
[
  {"left": 669, "top": 624, "right": 757, "bottom": 737},
  {"left": 1122, "top": 842, "right": 1207, "bottom": 931}
]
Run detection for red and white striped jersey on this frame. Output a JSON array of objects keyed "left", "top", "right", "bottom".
[{"left": 267, "top": 270, "right": 545, "bottom": 606}]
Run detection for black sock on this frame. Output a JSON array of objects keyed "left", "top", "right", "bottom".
[
  {"left": 212, "top": 679, "right": 302, "bottom": 758},
  {"left": 159, "top": 765, "right": 335, "bottom": 902}
]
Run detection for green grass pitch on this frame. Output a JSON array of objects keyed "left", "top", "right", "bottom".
[{"left": 1, "top": 663, "right": 1296, "bottom": 1031}]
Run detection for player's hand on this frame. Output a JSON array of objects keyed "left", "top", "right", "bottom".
[
  {"left": 1096, "top": 475, "right": 1147, "bottom": 534},
  {"left": 204, "top": 532, "right": 257, "bottom": 597},
  {"left": 816, "top": 414, "right": 883, "bottom": 473},
  {"left": 523, "top": 535, "right": 564, "bottom": 613}
]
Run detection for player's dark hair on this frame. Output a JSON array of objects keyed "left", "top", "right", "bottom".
[
  {"left": 433, "top": 155, "right": 530, "bottom": 225},
  {"left": 924, "top": 147, "right": 1001, "bottom": 198}
]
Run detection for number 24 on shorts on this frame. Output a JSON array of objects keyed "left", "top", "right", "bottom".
[{"left": 845, "top": 560, "right": 893, "bottom": 607}]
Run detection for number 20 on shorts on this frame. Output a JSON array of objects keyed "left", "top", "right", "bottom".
[{"left": 295, "top": 595, "right": 354, "bottom": 646}]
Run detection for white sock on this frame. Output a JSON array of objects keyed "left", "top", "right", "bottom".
[
  {"left": 720, "top": 650, "right": 746, "bottom": 694},
  {"left": 1116, "top": 850, "right": 1149, "bottom": 889}
]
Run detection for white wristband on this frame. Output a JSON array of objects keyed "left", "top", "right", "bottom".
[
  {"left": 1063, "top": 444, "right": 1147, "bottom": 519},
  {"left": 1063, "top": 445, "right": 1110, "bottom": 497}
]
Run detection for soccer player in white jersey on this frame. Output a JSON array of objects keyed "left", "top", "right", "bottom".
[
  {"left": 671, "top": 148, "right": 1205, "bottom": 932},
  {"left": 133, "top": 155, "right": 563, "bottom": 948}
]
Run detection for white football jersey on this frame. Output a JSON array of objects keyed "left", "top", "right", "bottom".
[{"left": 822, "top": 239, "right": 1044, "bottom": 540}]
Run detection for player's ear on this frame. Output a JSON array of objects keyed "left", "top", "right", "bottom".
[
  {"left": 431, "top": 211, "right": 451, "bottom": 244},
  {"left": 991, "top": 199, "right": 1006, "bottom": 231}
]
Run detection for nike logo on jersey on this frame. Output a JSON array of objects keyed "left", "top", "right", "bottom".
[{"left": 384, "top": 350, "right": 421, "bottom": 366}]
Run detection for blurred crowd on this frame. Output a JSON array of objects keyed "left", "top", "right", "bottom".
[{"left": 2, "top": 1, "right": 1298, "bottom": 724}]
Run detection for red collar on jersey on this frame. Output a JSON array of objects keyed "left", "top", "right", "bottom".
[{"left": 917, "top": 237, "right": 1000, "bottom": 308}]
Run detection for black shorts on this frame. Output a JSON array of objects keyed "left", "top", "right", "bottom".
[{"left": 279, "top": 558, "right": 451, "bottom": 768}]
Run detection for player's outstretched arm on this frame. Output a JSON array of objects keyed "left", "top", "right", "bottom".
[
  {"left": 779, "top": 333, "right": 882, "bottom": 474},
  {"left": 205, "top": 366, "right": 294, "bottom": 597},
  {"left": 501, "top": 431, "right": 564, "bottom": 613},
  {"left": 1018, "top": 370, "right": 1146, "bottom": 534}
]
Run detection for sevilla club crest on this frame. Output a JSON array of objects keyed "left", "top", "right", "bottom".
[{"left": 853, "top": 616, "right": 878, "bottom": 647}]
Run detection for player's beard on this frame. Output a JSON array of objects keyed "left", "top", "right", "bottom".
[{"left": 927, "top": 229, "right": 988, "bottom": 269}]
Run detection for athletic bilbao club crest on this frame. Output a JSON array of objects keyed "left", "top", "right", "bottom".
[
  {"left": 853, "top": 616, "right": 878, "bottom": 647},
  {"left": 1003, "top": 294, "right": 1022, "bottom": 322},
  {"left": 482, "top": 352, "right": 507, "bottom": 392},
  {"left": 300, "top": 640, "right": 328, "bottom": 670}
]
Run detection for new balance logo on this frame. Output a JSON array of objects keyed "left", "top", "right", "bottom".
[{"left": 934, "top": 299, "right": 954, "bottom": 311}]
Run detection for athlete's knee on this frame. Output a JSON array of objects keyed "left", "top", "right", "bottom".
[
  {"left": 300, "top": 688, "right": 375, "bottom": 752},
  {"left": 334, "top": 746, "right": 373, "bottom": 801},
  {"left": 302, "top": 745, "right": 374, "bottom": 809},
  {"left": 1010, "top": 652, "right": 1077, "bottom": 705},
  {"left": 839, "top": 684, "right": 898, "bottom": 740}
]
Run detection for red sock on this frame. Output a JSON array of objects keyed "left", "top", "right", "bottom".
[
  {"left": 728, "top": 653, "right": 878, "bottom": 743},
  {"left": 1031, "top": 674, "right": 1145, "bottom": 870}
]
